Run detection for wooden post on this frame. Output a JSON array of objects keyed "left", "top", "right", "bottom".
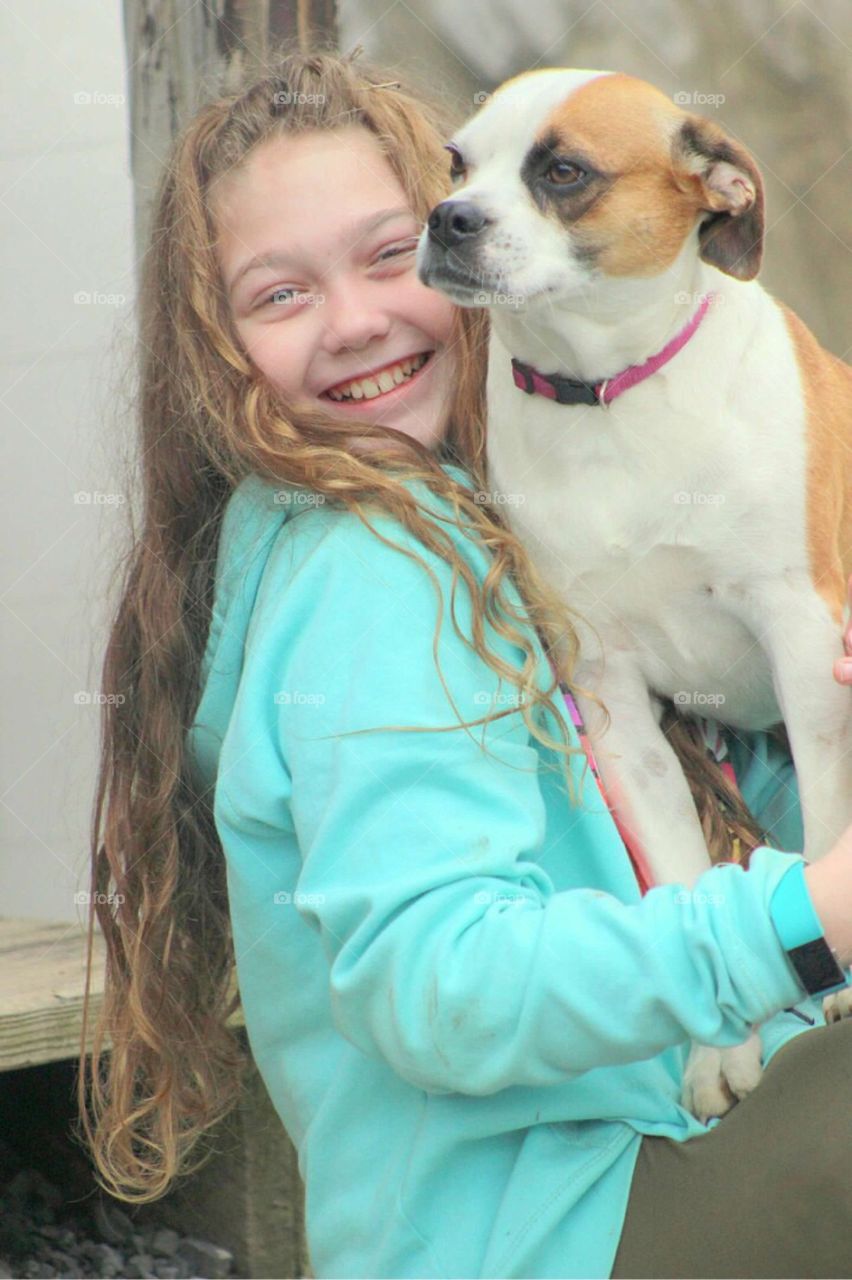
[
  {"left": 122, "top": 0, "right": 339, "bottom": 262},
  {"left": 132, "top": 1029, "right": 313, "bottom": 1280}
]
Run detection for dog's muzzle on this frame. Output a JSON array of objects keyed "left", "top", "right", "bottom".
[{"left": 418, "top": 200, "right": 493, "bottom": 293}]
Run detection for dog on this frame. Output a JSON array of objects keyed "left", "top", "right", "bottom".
[{"left": 417, "top": 68, "right": 852, "bottom": 1122}]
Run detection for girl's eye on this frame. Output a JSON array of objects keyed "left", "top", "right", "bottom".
[
  {"left": 374, "top": 238, "right": 418, "bottom": 263},
  {"left": 256, "top": 286, "right": 302, "bottom": 308},
  {"left": 256, "top": 240, "right": 418, "bottom": 309}
]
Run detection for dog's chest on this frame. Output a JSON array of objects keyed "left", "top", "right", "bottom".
[
  {"left": 483, "top": 366, "right": 804, "bottom": 726},
  {"left": 487, "top": 402, "right": 745, "bottom": 574},
  {"left": 488, "top": 444, "right": 782, "bottom": 722}
]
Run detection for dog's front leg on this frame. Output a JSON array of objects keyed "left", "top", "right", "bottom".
[
  {"left": 733, "top": 578, "right": 852, "bottom": 863},
  {"left": 571, "top": 660, "right": 713, "bottom": 888},
  {"left": 573, "top": 660, "right": 763, "bottom": 1122},
  {"left": 731, "top": 578, "right": 852, "bottom": 1027}
]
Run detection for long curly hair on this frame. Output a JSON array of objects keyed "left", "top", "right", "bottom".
[{"left": 75, "top": 40, "right": 779, "bottom": 1205}]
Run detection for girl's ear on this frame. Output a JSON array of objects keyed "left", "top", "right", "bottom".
[{"left": 672, "top": 117, "right": 765, "bottom": 281}]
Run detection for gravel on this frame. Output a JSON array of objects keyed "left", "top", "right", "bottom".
[{"left": 0, "top": 1140, "right": 237, "bottom": 1280}]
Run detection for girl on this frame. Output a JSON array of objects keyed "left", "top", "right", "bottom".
[{"left": 78, "top": 44, "right": 852, "bottom": 1279}]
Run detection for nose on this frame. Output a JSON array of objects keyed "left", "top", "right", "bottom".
[
  {"left": 427, "top": 200, "right": 491, "bottom": 248},
  {"left": 320, "top": 276, "right": 391, "bottom": 355}
]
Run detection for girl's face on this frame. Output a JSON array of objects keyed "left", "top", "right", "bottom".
[{"left": 213, "top": 125, "right": 459, "bottom": 452}]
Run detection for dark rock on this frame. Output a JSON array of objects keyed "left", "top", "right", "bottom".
[
  {"left": 1, "top": 1158, "right": 237, "bottom": 1280},
  {"left": 45, "top": 1249, "right": 82, "bottom": 1275},
  {"left": 9, "top": 1171, "right": 62, "bottom": 1213},
  {"left": 83, "top": 1243, "right": 124, "bottom": 1277},
  {"left": 151, "top": 1229, "right": 180, "bottom": 1259},
  {"left": 36, "top": 1180, "right": 62, "bottom": 1213},
  {"left": 77, "top": 1241, "right": 103, "bottom": 1260},
  {"left": 176, "top": 1239, "right": 233, "bottom": 1279},
  {"left": 92, "top": 1201, "right": 135, "bottom": 1248},
  {"left": 125, "top": 1253, "right": 157, "bottom": 1279}
]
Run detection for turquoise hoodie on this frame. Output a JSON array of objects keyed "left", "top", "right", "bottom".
[{"left": 187, "top": 460, "right": 830, "bottom": 1279}]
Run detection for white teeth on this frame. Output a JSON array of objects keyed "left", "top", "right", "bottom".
[{"left": 327, "top": 352, "right": 430, "bottom": 401}]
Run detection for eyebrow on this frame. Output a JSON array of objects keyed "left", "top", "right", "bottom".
[{"left": 227, "top": 205, "right": 418, "bottom": 296}]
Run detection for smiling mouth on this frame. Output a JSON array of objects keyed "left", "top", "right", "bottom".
[{"left": 320, "top": 350, "right": 435, "bottom": 404}]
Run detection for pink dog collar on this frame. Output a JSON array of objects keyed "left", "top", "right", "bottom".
[{"left": 511, "top": 292, "right": 716, "bottom": 408}]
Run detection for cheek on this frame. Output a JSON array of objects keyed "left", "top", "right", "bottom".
[
  {"left": 237, "top": 318, "right": 311, "bottom": 394},
  {"left": 408, "top": 279, "right": 457, "bottom": 342}
]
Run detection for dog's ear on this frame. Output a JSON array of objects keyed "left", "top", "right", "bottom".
[{"left": 672, "top": 118, "right": 765, "bottom": 281}]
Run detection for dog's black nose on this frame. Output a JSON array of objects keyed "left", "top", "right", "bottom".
[{"left": 427, "top": 200, "right": 490, "bottom": 247}]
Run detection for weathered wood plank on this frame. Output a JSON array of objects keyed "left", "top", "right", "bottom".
[{"left": 0, "top": 918, "right": 243, "bottom": 1072}]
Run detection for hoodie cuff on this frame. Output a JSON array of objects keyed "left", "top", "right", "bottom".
[{"left": 768, "top": 857, "right": 851, "bottom": 997}]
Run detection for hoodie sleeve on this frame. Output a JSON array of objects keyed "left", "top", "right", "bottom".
[{"left": 214, "top": 501, "right": 809, "bottom": 1097}]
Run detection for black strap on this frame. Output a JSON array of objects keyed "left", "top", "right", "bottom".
[{"left": 511, "top": 357, "right": 601, "bottom": 406}]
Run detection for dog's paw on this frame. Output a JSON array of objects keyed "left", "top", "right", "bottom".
[
  {"left": 681, "top": 1033, "right": 763, "bottom": 1123},
  {"left": 823, "top": 988, "right": 852, "bottom": 1024}
]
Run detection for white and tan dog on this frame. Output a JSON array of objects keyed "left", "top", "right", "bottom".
[{"left": 417, "top": 68, "right": 852, "bottom": 1121}]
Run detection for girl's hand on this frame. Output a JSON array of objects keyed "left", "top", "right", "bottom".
[{"left": 834, "top": 572, "right": 852, "bottom": 686}]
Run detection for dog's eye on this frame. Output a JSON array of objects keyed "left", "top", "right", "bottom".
[
  {"left": 546, "top": 160, "right": 586, "bottom": 186},
  {"left": 444, "top": 143, "right": 467, "bottom": 183}
]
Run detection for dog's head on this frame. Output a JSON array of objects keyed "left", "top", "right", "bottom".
[{"left": 417, "top": 69, "right": 764, "bottom": 308}]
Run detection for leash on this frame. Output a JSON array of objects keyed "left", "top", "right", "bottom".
[
  {"left": 548, "top": 660, "right": 656, "bottom": 896},
  {"left": 549, "top": 664, "right": 753, "bottom": 895}
]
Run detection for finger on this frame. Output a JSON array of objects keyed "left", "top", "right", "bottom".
[{"left": 835, "top": 657, "right": 852, "bottom": 684}]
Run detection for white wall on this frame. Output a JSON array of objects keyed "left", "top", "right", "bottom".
[{"left": 0, "top": 3, "right": 135, "bottom": 921}]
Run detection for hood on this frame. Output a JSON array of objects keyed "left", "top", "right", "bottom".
[{"left": 186, "top": 460, "right": 473, "bottom": 793}]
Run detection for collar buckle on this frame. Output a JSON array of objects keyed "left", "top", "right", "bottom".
[
  {"left": 511, "top": 358, "right": 602, "bottom": 406},
  {"left": 550, "top": 374, "right": 600, "bottom": 406}
]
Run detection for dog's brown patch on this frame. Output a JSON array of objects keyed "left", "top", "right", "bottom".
[
  {"left": 781, "top": 303, "right": 852, "bottom": 626},
  {"left": 534, "top": 74, "right": 695, "bottom": 276}
]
